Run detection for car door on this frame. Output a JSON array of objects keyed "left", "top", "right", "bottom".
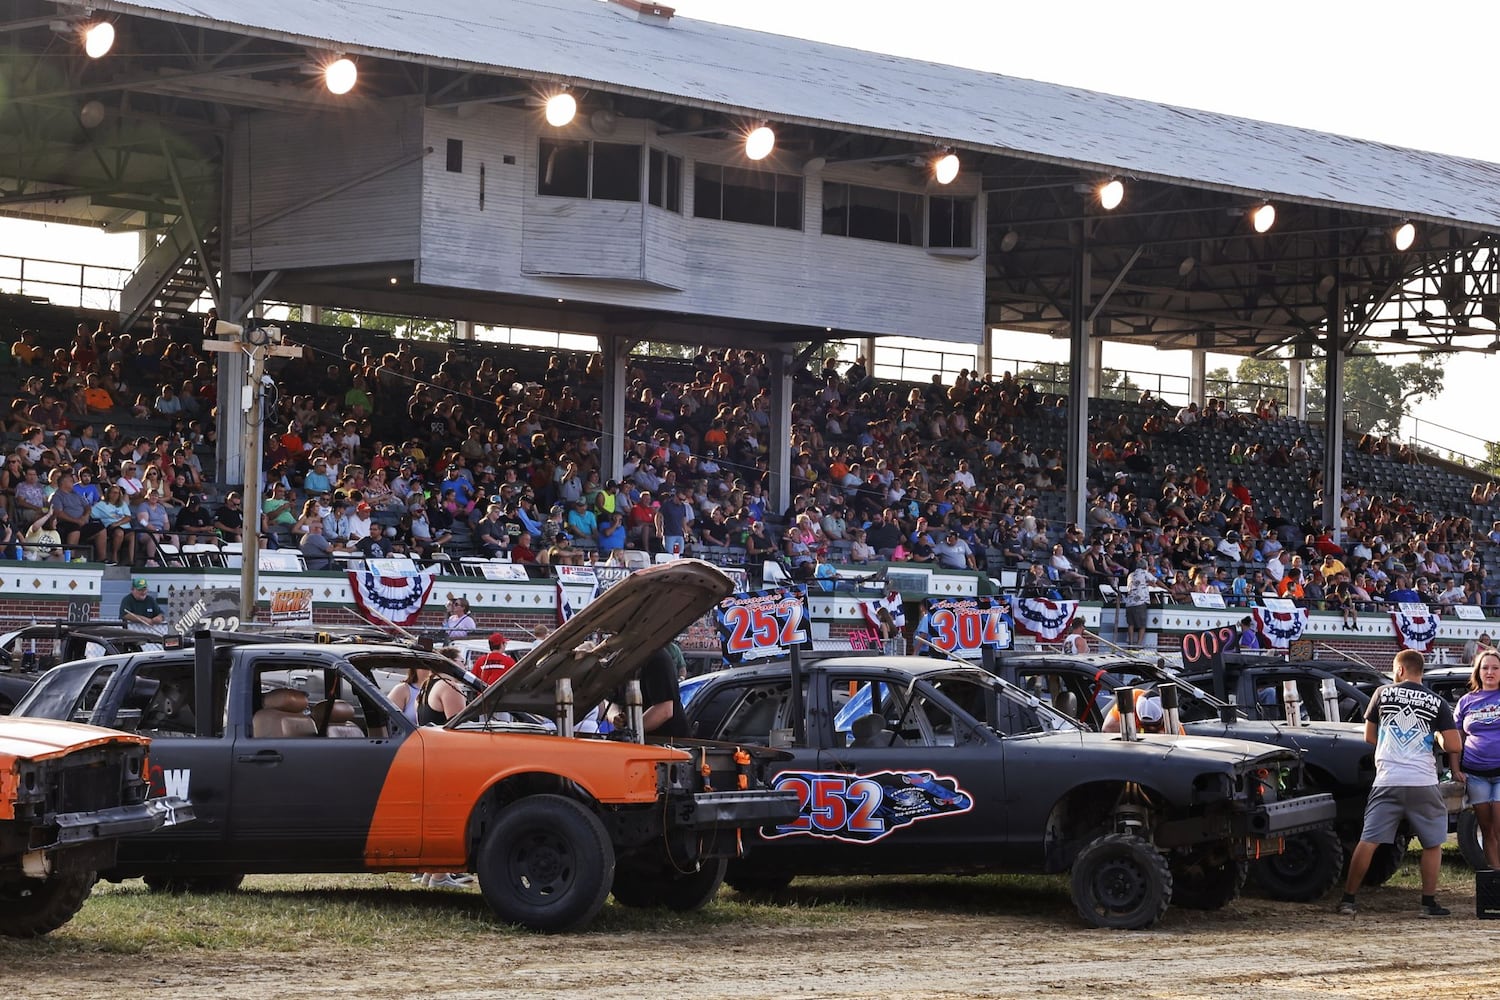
[
  {"left": 226, "top": 654, "right": 408, "bottom": 867},
  {"left": 812, "top": 671, "right": 1002, "bottom": 870}
]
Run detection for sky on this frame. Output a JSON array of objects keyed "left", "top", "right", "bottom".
[{"left": 4, "top": 0, "right": 1496, "bottom": 456}]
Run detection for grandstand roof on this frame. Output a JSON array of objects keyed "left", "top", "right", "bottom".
[{"left": 99, "top": 0, "right": 1500, "bottom": 232}]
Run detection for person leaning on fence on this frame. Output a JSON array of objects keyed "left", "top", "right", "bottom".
[{"left": 1338, "top": 649, "right": 1461, "bottom": 918}]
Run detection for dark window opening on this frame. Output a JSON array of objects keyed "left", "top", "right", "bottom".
[
  {"left": 823, "top": 182, "right": 921, "bottom": 246},
  {"left": 538, "top": 139, "right": 589, "bottom": 198},
  {"left": 592, "top": 142, "right": 641, "bottom": 202},
  {"left": 445, "top": 139, "right": 463, "bottom": 173},
  {"left": 694, "top": 163, "right": 801, "bottom": 230},
  {"left": 648, "top": 149, "right": 682, "bottom": 213},
  {"left": 928, "top": 196, "right": 975, "bottom": 249}
]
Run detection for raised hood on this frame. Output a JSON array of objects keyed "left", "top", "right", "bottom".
[
  {"left": 449, "top": 559, "right": 735, "bottom": 726},
  {"left": 0, "top": 717, "right": 149, "bottom": 762}
]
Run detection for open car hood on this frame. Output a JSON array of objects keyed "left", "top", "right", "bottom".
[{"left": 448, "top": 559, "right": 735, "bottom": 727}]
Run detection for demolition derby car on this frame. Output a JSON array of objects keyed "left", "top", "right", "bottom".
[
  {"left": 684, "top": 654, "right": 1336, "bottom": 929},
  {"left": 11, "top": 560, "right": 798, "bottom": 932}
]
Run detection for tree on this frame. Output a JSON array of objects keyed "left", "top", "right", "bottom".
[
  {"left": 310, "top": 308, "right": 456, "bottom": 341},
  {"left": 1480, "top": 441, "right": 1500, "bottom": 478},
  {"left": 1304, "top": 354, "right": 1446, "bottom": 435},
  {"left": 1205, "top": 357, "right": 1289, "bottom": 411}
]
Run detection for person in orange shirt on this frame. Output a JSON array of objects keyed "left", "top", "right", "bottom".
[{"left": 1277, "top": 568, "right": 1306, "bottom": 600}]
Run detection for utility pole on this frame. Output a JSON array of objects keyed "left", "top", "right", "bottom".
[{"left": 202, "top": 322, "right": 303, "bottom": 623}]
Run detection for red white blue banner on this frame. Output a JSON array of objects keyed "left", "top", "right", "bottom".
[
  {"left": 1391, "top": 604, "right": 1440, "bottom": 652},
  {"left": 348, "top": 568, "right": 435, "bottom": 626},
  {"left": 1010, "top": 597, "right": 1078, "bottom": 642},
  {"left": 1252, "top": 605, "right": 1309, "bottom": 649}
]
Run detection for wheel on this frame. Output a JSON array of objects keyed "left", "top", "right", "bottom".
[
  {"left": 1070, "top": 833, "right": 1173, "bottom": 929},
  {"left": 611, "top": 858, "right": 726, "bottom": 911},
  {"left": 1458, "top": 810, "right": 1490, "bottom": 870},
  {"left": 1250, "top": 828, "right": 1344, "bottom": 902},
  {"left": 0, "top": 871, "right": 96, "bottom": 937},
  {"left": 1169, "top": 851, "right": 1246, "bottom": 910},
  {"left": 475, "top": 794, "right": 614, "bottom": 933},
  {"left": 724, "top": 865, "right": 793, "bottom": 895},
  {"left": 143, "top": 873, "right": 245, "bottom": 894},
  {"left": 1359, "top": 829, "right": 1412, "bottom": 887}
]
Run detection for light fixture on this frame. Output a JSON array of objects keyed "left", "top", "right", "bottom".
[
  {"left": 1251, "top": 202, "right": 1276, "bottom": 233},
  {"left": 933, "top": 151, "right": 960, "bottom": 185},
  {"left": 82, "top": 21, "right": 114, "bottom": 59},
  {"left": 1390, "top": 298, "right": 1408, "bottom": 340},
  {"left": 998, "top": 230, "right": 1019, "bottom": 253},
  {"left": 1393, "top": 221, "right": 1416, "bottom": 251},
  {"left": 323, "top": 57, "right": 357, "bottom": 95},
  {"left": 1177, "top": 256, "right": 1196, "bottom": 277},
  {"left": 744, "top": 124, "right": 776, "bottom": 161},
  {"left": 1097, "top": 179, "right": 1124, "bottom": 211},
  {"left": 1317, "top": 274, "right": 1336, "bottom": 297},
  {"left": 544, "top": 92, "right": 577, "bottom": 128},
  {"left": 388, "top": 276, "right": 398, "bottom": 285},
  {"left": 78, "top": 100, "right": 105, "bottom": 130}
]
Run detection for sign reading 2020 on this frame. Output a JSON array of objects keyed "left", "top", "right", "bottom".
[
  {"left": 764, "top": 769, "right": 974, "bottom": 844},
  {"left": 715, "top": 585, "right": 809, "bottom": 666},
  {"left": 917, "top": 596, "right": 1013, "bottom": 658}
]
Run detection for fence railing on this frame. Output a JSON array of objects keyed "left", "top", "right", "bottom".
[{"left": 0, "top": 252, "right": 130, "bottom": 312}]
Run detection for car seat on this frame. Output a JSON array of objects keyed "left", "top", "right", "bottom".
[
  {"left": 252, "top": 688, "right": 317, "bottom": 738},
  {"left": 850, "top": 712, "right": 905, "bottom": 748}
]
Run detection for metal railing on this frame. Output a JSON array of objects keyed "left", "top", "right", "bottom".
[{"left": 0, "top": 252, "right": 130, "bottom": 312}]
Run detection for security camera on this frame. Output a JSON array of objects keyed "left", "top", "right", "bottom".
[{"left": 260, "top": 374, "right": 275, "bottom": 387}]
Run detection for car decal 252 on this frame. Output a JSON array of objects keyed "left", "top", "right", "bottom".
[{"left": 761, "top": 769, "right": 973, "bottom": 844}]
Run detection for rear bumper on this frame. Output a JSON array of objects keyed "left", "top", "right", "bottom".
[
  {"left": 49, "top": 796, "right": 195, "bottom": 849},
  {"left": 690, "top": 790, "right": 801, "bottom": 829},
  {"left": 1242, "top": 793, "right": 1337, "bottom": 838}
]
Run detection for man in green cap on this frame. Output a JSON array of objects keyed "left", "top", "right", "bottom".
[{"left": 120, "top": 578, "right": 165, "bottom": 629}]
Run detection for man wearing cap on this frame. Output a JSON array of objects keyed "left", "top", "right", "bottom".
[
  {"left": 213, "top": 492, "right": 244, "bottom": 542},
  {"left": 348, "top": 502, "right": 373, "bottom": 542},
  {"left": 475, "top": 504, "right": 509, "bottom": 558},
  {"left": 119, "top": 578, "right": 164, "bottom": 630},
  {"left": 474, "top": 633, "right": 516, "bottom": 686},
  {"left": 932, "top": 530, "right": 976, "bottom": 570}
]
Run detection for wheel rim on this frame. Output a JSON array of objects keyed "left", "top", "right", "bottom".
[
  {"left": 1089, "top": 855, "right": 1149, "bottom": 914},
  {"left": 1268, "top": 837, "right": 1315, "bottom": 879},
  {"left": 504, "top": 827, "right": 579, "bottom": 904}
]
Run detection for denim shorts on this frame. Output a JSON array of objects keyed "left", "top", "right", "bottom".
[{"left": 1466, "top": 774, "right": 1500, "bottom": 806}]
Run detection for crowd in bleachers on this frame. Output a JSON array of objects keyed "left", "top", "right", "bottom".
[{"left": 0, "top": 295, "right": 1495, "bottom": 613}]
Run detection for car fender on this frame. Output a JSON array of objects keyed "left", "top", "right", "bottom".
[{"left": 363, "top": 727, "right": 690, "bottom": 865}]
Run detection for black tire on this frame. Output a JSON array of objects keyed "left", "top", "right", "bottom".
[
  {"left": 1458, "top": 809, "right": 1490, "bottom": 870},
  {"left": 1360, "top": 829, "right": 1412, "bottom": 887},
  {"left": 724, "top": 866, "right": 794, "bottom": 895},
  {"left": 143, "top": 873, "right": 245, "bottom": 894},
  {"left": 1250, "top": 828, "right": 1344, "bottom": 902},
  {"left": 1170, "top": 852, "right": 1246, "bottom": 911},
  {"left": 1070, "top": 833, "right": 1173, "bottom": 929},
  {"left": 476, "top": 794, "right": 614, "bottom": 933},
  {"left": 0, "top": 871, "right": 96, "bottom": 938},
  {"left": 611, "top": 858, "right": 726, "bottom": 911}
]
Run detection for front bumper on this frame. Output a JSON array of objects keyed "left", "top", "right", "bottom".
[
  {"left": 1242, "top": 792, "right": 1337, "bottom": 838},
  {"left": 691, "top": 790, "right": 801, "bottom": 829},
  {"left": 47, "top": 796, "right": 195, "bottom": 849}
]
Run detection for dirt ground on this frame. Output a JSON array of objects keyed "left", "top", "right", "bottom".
[{"left": 2, "top": 875, "right": 1497, "bottom": 1000}]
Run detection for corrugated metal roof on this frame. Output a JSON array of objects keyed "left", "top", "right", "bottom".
[{"left": 103, "top": 0, "right": 1500, "bottom": 231}]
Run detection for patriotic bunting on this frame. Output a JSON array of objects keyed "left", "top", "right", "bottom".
[
  {"left": 1251, "top": 605, "right": 1309, "bottom": 649},
  {"left": 1010, "top": 597, "right": 1078, "bottom": 642},
  {"left": 347, "top": 568, "right": 435, "bottom": 626},
  {"left": 1391, "top": 605, "right": 1440, "bottom": 652}
]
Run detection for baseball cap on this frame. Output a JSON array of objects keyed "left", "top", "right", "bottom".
[
  {"left": 1136, "top": 695, "right": 1164, "bottom": 724},
  {"left": 487, "top": 632, "right": 507, "bottom": 649},
  {"left": 356, "top": 502, "right": 371, "bottom": 513},
  {"left": 131, "top": 577, "right": 147, "bottom": 589}
]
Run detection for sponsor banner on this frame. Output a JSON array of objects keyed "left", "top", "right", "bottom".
[
  {"left": 270, "top": 588, "right": 313, "bottom": 626},
  {"left": 164, "top": 584, "right": 241, "bottom": 636},
  {"left": 347, "top": 568, "right": 435, "bottom": 626},
  {"left": 715, "top": 585, "right": 809, "bottom": 666},
  {"left": 915, "top": 596, "right": 1013, "bottom": 658},
  {"left": 1391, "top": 604, "right": 1440, "bottom": 652},
  {"left": 1010, "top": 597, "right": 1079, "bottom": 642},
  {"left": 1252, "top": 604, "right": 1309, "bottom": 649},
  {"left": 762, "top": 769, "right": 973, "bottom": 844}
]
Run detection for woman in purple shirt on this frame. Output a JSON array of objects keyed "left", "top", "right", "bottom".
[{"left": 1457, "top": 648, "right": 1500, "bottom": 869}]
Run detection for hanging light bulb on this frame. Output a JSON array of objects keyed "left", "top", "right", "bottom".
[
  {"left": 933, "top": 152, "right": 960, "bottom": 185},
  {"left": 1393, "top": 221, "right": 1416, "bottom": 251},
  {"left": 1097, "top": 179, "right": 1124, "bottom": 211},
  {"left": 323, "top": 57, "right": 357, "bottom": 95},
  {"left": 1251, "top": 202, "right": 1276, "bottom": 233},
  {"left": 544, "top": 93, "right": 577, "bottom": 128},
  {"left": 82, "top": 22, "right": 115, "bottom": 59},
  {"left": 744, "top": 125, "right": 776, "bottom": 161}
]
